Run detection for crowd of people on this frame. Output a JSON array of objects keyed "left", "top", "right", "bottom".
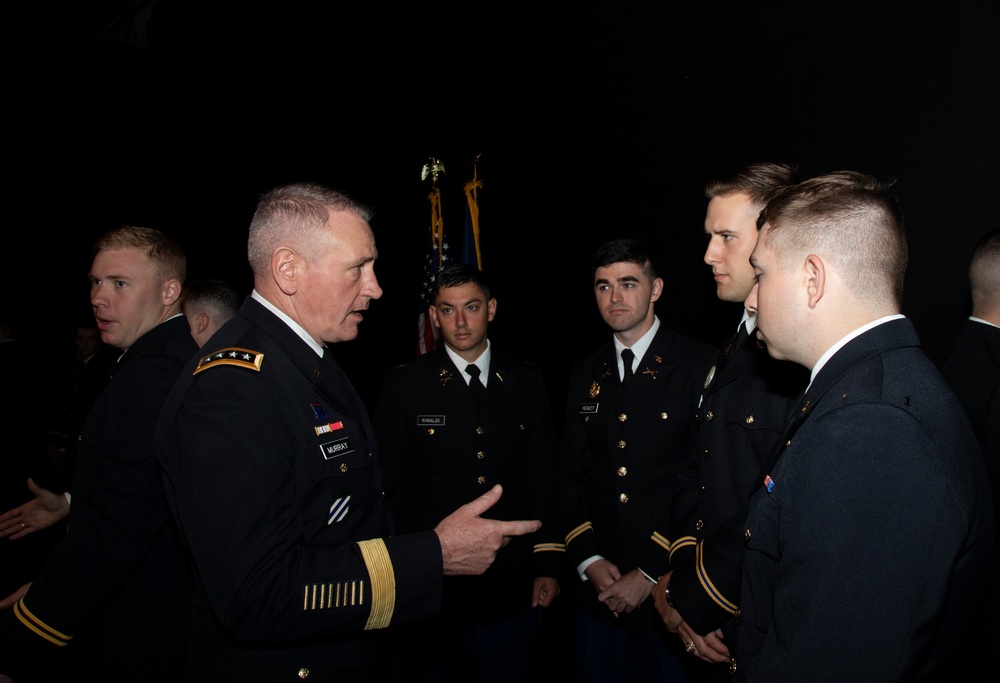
[{"left": 0, "top": 166, "right": 995, "bottom": 683}]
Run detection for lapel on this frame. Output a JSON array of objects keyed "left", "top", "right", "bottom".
[
  {"left": 424, "top": 347, "right": 516, "bottom": 416},
  {"left": 703, "top": 328, "right": 764, "bottom": 397},
  {"left": 622, "top": 325, "right": 674, "bottom": 401}
]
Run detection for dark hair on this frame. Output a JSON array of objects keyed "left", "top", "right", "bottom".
[
  {"left": 184, "top": 278, "right": 241, "bottom": 318},
  {"left": 705, "top": 162, "right": 801, "bottom": 209},
  {"left": 592, "top": 238, "right": 658, "bottom": 279},
  {"left": 435, "top": 263, "right": 491, "bottom": 301}
]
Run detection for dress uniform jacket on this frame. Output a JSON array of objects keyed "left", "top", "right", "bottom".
[
  {"left": 737, "top": 318, "right": 995, "bottom": 682},
  {"left": 372, "top": 345, "right": 563, "bottom": 625},
  {"left": 668, "top": 323, "right": 807, "bottom": 648},
  {"left": 0, "top": 315, "right": 198, "bottom": 682},
  {"left": 556, "top": 322, "right": 714, "bottom": 631},
  {"left": 155, "top": 297, "right": 444, "bottom": 683}
]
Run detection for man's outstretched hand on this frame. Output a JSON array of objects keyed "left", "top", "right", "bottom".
[{"left": 435, "top": 484, "right": 541, "bottom": 576}]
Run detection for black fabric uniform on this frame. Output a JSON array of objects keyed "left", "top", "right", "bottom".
[
  {"left": 0, "top": 315, "right": 198, "bottom": 682},
  {"left": 373, "top": 344, "right": 564, "bottom": 681},
  {"left": 668, "top": 322, "right": 806, "bottom": 678},
  {"left": 737, "top": 319, "right": 994, "bottom": 681},
  {"left": 155, "top": 297, "right": 445, "bottom": 683},
  {"left": 556, "top": 322, "right": 714, "bottom": 632},
  {"left": 374, "top": 345, "right": 563, "bottom": 623}
]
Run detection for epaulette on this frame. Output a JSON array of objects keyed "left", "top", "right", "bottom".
[{"left": 194, "top": 347, "right": 264, "bottom": 375}]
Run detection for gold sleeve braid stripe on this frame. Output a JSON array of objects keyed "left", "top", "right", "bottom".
[
  {"left": 651, "top": 531, "right": 671, "bottom": 552},
  {"left": 13, "top": 599, "right": 71, "bottom": 647},
  {"left": 533, "top": 542, "right": 566, "bottom": 553},
  {"left": 193, "top": 348, "right": 264, "bottom": 375},
  {"left": 696, "top": 541, "right": 738, "bottom": 614},
  {"left": 669, "top": 535, "right": 696, "bottom": 562},
  {"left": 303, "top": 581, "right": 365, "bottom": 610},
  {"left": 357, "top": 539, "right": 395, "bottom": 630},
  {"left": 564, "top": 522, "right": 592, "bottom": 545}
]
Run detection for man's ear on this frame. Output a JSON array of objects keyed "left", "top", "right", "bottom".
[
  {"left": 650, "top": 277, "right": 664, "bottom": 303},
  {"left": 429, "top": 304, "right": 441, "bottom": 328},
  {"left": 805, "top": 254, "right": 826, "bottom": 308},
  {"left": 194, "top": 312, "right": 210, "bottom": 334},
  {"left": 162, "top": 278, "right": 182, "bottom": 306},
  {"left": 487, "top": 298, "right": 497, "bottom": 322},
  {"left": 273, "top": 247, "right": 299, "bottom": 295}
]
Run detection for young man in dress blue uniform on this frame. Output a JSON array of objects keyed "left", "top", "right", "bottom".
[
  {"left": 0, "top": 226, "right": 198, "bottom": 682},
  {"left": 555, "top": 238, "right": 713, "bottom": 683},
  {"left": 653, "top": 163, "right": 806, "bottom": 680},
  {"left": 374, "top": 263, "right": 563, "bottom": 682},
  {"left": 736, "top": 171, "right": 994, "bottom": 681}
]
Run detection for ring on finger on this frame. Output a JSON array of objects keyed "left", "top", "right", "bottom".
[{"left": 685, "top": 641, "right": 697, "bottom": 654}]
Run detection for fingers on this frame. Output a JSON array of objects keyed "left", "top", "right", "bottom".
[
  {"left": 459, "top": 484, "right": 503, "bottom": 517},
  {"left": 497, "top": 518, "right": 541, "bottom": 538}
]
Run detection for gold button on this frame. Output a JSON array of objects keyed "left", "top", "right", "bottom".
[
  {"left": 617, "top": 466, "right": 627, "bottom": 477},
  {"left": 298, "top": 668, "right": 310, "bottom": 679},
  {"left": 699, "top": 484, "right": 706, "bottom": 493},
  {"left": 339, "top": 463, "right": 348, "bottom": 473},
  {"left": 428, "top": 428, "right": 435, "bottom": 435},
  {"left": 785, "top": 439, "right": 792, "bottom": 446},
  {"left": 701, "top": 447, "right": 709, "bottom": 456},
  {"left": 619, "top": 493, "right": 629, "bottom": 503},
  {"left": 706, "top": 410, "right": 714, "bottom": 421},
  {"left": 617, "top": 440, "right": 626, "bottom": 449},
  {"left": 744, "top": 528, "right": 752, "bottom": 542},
  {"left": 476, "top": 426, "right": 484, "bottom": 435},
  {"left": 618, "top": 413, "right": 627, "bottom": 422},
  {"left": 477, "top": 475, "right": 486, "bottom": 485},
  {"left": 477, "top": 450, "right": 486, "bottom": 459},
  {"left": 745, "top": 415, "right": 755, "bottom": 424},
  {"left": 695, "top": 519, "right": 704, "bottom": 531},
  {"left": 660, "top": 412, "right": 668, "bottom": 420}
]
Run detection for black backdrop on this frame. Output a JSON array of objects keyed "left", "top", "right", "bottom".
[{"left": 10, "top": 1, "right": 1000, "bottom": 417}]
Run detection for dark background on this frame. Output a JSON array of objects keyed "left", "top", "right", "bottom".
[{"left": 9, "top": 1, "right": 999, "bottom": 414}]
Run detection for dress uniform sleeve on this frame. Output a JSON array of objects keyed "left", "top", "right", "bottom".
[{"left": 523, "top": 372, "right": 566, "bottom": 579}]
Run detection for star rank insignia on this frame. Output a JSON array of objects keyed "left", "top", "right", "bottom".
[{"left": 194, "top": 347, "right": 264, "bottom": 375}]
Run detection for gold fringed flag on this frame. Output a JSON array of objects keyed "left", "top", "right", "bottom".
[
  {"left": 459, "top": 154, "right": 483, "bottom": 269},
  {"left": 416, "top": 158, "right": 450, "bottom": 356}
]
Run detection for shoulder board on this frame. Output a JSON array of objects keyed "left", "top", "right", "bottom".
[{"left": 194, "top": 347, "right": 264, "bottom": 375}]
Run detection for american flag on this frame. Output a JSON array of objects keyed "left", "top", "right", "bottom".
[
  {"left": 416, "top": 229, "right": 450, "bottom": 355},
  {"left": 417, "top": 178, "right": 450, "bottom": 356}
]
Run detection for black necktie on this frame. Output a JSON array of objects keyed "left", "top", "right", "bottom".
[
  {"left": 466, "top": 364, "right": 486, "bottom": 407},
  {"left": 621, "top": 348, "right": 635, "bottom": 387}
]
